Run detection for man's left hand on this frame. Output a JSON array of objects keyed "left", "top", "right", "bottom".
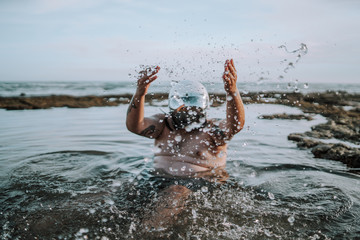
[{"left": 223, "top": 59, "right": 237, "bottom": 94}]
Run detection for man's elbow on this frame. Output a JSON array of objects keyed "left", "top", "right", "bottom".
[
  {"left": 240, "top": 119, "right": 245, "bottom": 130},
  {"left": 126, "top": 121, "right": 139, "bottom": 134}
]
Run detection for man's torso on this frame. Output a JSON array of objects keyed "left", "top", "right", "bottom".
[{"left": 153, "top": 117, "right": 227, "bottom": 175}]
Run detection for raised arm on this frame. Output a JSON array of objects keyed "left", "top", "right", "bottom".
[
  {"left": 126, "top": 66, "right": 165, "bottom": 139},
  {"left": 219, "top": 59, "right": 245, "bottom": 140}
]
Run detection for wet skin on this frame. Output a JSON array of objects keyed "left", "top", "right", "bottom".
[
  {"left": 126, "top": 59, "right": 245, "bottom": 175},
  {"left": 126, "top": 59, "right": 245, "bottom": 229}
]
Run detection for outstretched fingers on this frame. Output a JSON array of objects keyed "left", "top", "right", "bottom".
[
  {"left": 223, "top": 59, "right": 238, "bottom": 93},
  {"left": 228, "top": 63, "right": 236, "bottom": 75},
  {"left": 148, "top": 75, "right": 157, "bottom": 83},
  {"left": 230, "top": 59, "right": 236, "bottom": 71},
  {"left": 146, "top": 66, "right": 160, "bottom": 78},
  {"left": 147, "top": 66, "right": 160, "bottom": 82},
  {"left": 139, "top": 66, "right": 160, "bottom": 84}
]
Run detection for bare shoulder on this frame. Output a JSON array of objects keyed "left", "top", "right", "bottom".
[{"left": 141, "top": 113, "right": 167, "bottom": 139}]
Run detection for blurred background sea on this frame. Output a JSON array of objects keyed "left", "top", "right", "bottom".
[{"left": 0, "top": 81, "right": 359, "bottom": 97}]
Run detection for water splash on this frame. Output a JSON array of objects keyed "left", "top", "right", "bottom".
[
  {"left": 133, "top": 65, "right": 158, "bottom": 79},
  {"left": 278, "top": 43, "right": 308, "bottom": 73}
]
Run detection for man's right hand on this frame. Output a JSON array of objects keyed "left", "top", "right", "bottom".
[{"left": 137, "top": 66, "right": 160, "bottom": 95}]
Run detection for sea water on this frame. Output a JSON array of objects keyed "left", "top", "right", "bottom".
[
  {"left": 1, "top": 81, "right": 360, "bottom": 97},
  {"left": 1, "top": 96, "right": 359, "bottom": 239}
]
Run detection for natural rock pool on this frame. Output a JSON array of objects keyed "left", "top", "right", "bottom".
[{"left": 1, "top": 103, "right": 359, "bottom": 239}]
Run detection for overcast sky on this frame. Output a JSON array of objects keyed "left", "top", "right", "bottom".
[{"left": 0, "top": 0, "right": 359, "bottom": 84}]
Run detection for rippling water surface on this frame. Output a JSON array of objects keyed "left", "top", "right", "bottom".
[{"left": 1, "top": 103, "right": 359, "bottom": 239}]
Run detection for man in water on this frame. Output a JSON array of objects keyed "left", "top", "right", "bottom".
[
  {"left": 126, "top": 59, "right": 245, "bottom": 228},
  {"left": 126, "top": 59, "right": 245, "bottom": 175}
]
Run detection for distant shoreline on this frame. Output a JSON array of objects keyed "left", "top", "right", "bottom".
[
  {"left": 1, "top": 91, "right": 359, "bottom": 110},
  {"left": 1, "top": 91, "right": 359, "bottom": 169}
]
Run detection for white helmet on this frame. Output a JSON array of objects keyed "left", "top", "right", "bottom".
[{"left": 168, "top": 81, "right": 209, "bottom": 112}]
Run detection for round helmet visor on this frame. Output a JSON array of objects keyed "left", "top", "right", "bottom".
[{"left": 168, "top": 81, "right": 209, "bottom": 111}]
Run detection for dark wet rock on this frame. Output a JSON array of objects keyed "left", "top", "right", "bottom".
[
  {"left": 288, "top": 134, "right": 320, "bottom": 149},
  {"left": 302, "top": 91, "right": 360, "bottom": 106},
  {"left": 297, "top": 138, "right": 320, "bottom": 149},
  {"left": 311, "top": 143, "right": 360, "bottom": 168},
  {"left": 308, "top": 120, "right": 360, "bottom": 144},
  {"left": 288, "top": 133, "right": 307, "bottom": 142},
  {"left": 305, "top": 130, "right": 333, "bottom": 139},
  {"left": 350, "top": 107, "right": 360, "bottom": 113},
  {"left": 259, "top": 113, "right": 313, "bottom": 120},
  {"left": 292, "top": 90, "right": 360, "bottom": 146},
  {"left": 0, "top": 95, "right": 133, "bottom": 110}
]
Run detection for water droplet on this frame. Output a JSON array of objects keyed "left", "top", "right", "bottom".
[
  {"left": 77, "top": 228, "right": 89, "bottom": 235},
  {"left": 287, "top": 215, "right": 295, "bottom": 225},
  {"left": 152, "top": 147, "right": 161, "bottom": 153},
  {"left": 201, "top": 186, "right": 208, "bottom": 193},
  {"left": 175, "top": 135, "right": 182, "bottom": 142},
  {"left": 304, "top": 83, "right": 309, "bottom": 89},
  {"left": 105, "top": 199, "right": 114, "bottom": 205},
  {"left": 192, "top": 209, "right": 197, "bottom": 219},
  {"left": 268, "top": 192, "right": 275, "bottom": 200},
  {"left": 264, "top": 229, "right": 272, "bottom": 237},
  {"left": 128, "top": 221, "right": 136, "bottom": 235}
]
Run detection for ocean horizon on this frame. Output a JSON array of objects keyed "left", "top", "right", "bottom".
[{"left": 1, "top": 81, "right": 359, "bottom": 97}]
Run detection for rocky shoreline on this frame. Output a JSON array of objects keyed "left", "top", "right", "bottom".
[
  {"left": 1, "top": 91, "right": 359, "bottom": 170},
  {"left": 253, "top": 91, "right": 360, "bottom": 170}
]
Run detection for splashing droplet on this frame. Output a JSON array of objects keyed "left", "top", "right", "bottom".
[
  {"left": 201, "top": 186, "right": 208, "bottom": 193},
  {"left": 268, "top": 192, "right": 275, "bottom": 200},
  {"left": 192, "top": 209, "right": 197, "bottom": 219},
  {"left": 288, "top": 215, "right": 295, "bottom": 225}
]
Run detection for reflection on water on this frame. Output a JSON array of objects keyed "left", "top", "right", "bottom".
[{"left": 1, "top": 104, "right": 359, "bottom": 239}]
